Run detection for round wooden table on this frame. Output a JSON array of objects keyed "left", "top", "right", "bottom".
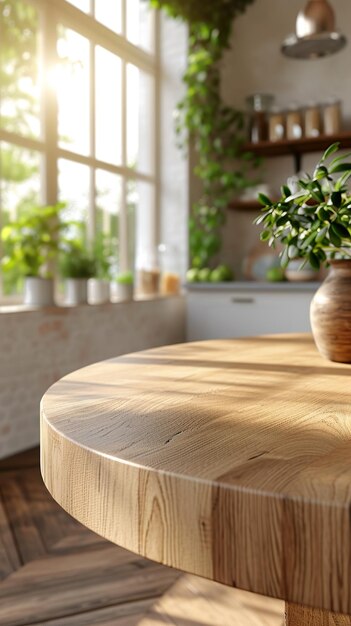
[{"left": 41, "top": 334, "right": 351, "bottom": 626}]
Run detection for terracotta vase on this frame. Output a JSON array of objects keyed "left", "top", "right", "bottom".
[{"left": 310, "top": 260, "right": 351, "bottom": 363}]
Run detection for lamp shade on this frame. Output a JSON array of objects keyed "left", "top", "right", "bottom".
[{"left": 282, "top": 0, "right": 347, "bottom": 59}]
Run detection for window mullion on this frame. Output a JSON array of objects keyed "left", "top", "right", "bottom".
[
  {"left": 88, "top": 40, "right": 96, "bottom": 245},
  {"left": 154, "top": 9, "right": 161, "bottom": 249},
  {"left": 119, "top": 0, "right": 128, "bottom": 272},
  {"left": 41, "top": 5, "right": 58, "bottom": 206},
  {"left": 43, "top": 0, "right": 156, "bottom": 74},
  {"left": 119, "top": 60, "right": 128, "bottom": 273},
  {"left": 0, "top": 148, "right": 3, "bottom": 298},
  {"left": 122, "top": 0, "right": 126, "bottom": 37}
]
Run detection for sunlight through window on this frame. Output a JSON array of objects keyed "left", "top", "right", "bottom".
[{"left": 0, "top": 0, "right": 159, "bottom": 297}]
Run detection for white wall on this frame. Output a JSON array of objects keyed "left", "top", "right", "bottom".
[
  {"left": 0, "top": 297, "right": 186, "bottom": 459},
  {"left": 204, "top": 0, "right": 351, "bottom": 277},
  {"left": 159, "top": 15, "right": 189, "bottom": 277},
  {"left": 222, "top": 1, "right": 351, "bottom": 117}
]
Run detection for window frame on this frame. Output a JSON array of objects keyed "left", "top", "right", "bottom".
[{"left": 0, "top": 0, "right": 160, "bottom": 300}]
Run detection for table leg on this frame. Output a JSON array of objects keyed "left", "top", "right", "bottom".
[{"left": 285, "top": 603, "right": 351, "bottom": 625}]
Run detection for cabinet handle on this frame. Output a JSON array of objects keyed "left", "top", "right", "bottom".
[{"left": 231, "top": 297, "right": 255, "bottom": 304}]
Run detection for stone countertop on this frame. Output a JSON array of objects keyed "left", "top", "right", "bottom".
[{"left": 185, "top": 281, "right": 321, "bottom": 293}]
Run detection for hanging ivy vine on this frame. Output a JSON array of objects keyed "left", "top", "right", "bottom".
[{"left": 149, "top": 0, "right": 258, "bottom": 270}]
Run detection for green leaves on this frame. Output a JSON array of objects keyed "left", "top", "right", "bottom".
[
  {"left": 321, "top": 142, "right": 340, "bottom": 162},
  {"left": 331, "top": 191, "right": 342, "bottom": 208},
  {"left": 1, "top": 202, "right": 68, "bottom": 279},
  {"left": 308, "top": 251, "right": 320, "bottom": 270},
  {"left": 288, "top": 244, "right": 299, "bottom": 260},
  {"left": 258, "top": 193, "right": 272, "bottom": 206},
  {"left": 59, "top": 243, "right": 96, "bottom": 279},
  {"left": 150, "top": 0, "right": 255, "bottom": 37},
  {"left": 315, "top": 226, "right": 328, "bottom": 243},
  {"left": 331, "top": 222, "right": 349, "bottom": 239},
  {"left": 329, "top": 228, "right": 342, "bottom": 248},
  {"left": 329, "top": 162, "right": 351, "bottom": 174},
  {"left": 255, "top": 143, "right": 351, "bottom": 271},
  {"left": 314, "top": 165, "right": 329, "bottom": 180},
  {"left": 173, "top": 6, "right": 260, "bottom": 269},
  {"left": 260, "top": 229, "right": 271, "bottom": 242},
  {"left": 281, "top": 185, "right": 291, "bottom": 198}
]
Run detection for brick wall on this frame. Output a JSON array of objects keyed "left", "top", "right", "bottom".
[{"left": 0, "top": 296, "right": 186, "bottom": 459}]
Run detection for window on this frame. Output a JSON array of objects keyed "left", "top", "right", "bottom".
[{"left": 0, "top": 0, "right": 159, "bottom": 297}]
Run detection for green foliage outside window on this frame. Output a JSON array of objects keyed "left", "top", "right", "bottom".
[
  {"left": 0, "top": 0, "right": 41, "bottom": 293},
  {"left": 0, "top": 0, "right": 39, "bottom": 134}
]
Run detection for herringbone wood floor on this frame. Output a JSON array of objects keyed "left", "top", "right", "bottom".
[
  {"left": 0, "top": 448, "right": 284, "bottom": 626},
  {"left": 0, "top": 448, "right": 180, "bottom": 626}
]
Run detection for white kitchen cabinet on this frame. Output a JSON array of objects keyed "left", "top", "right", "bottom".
[{"left": 186, "top": 284, "right": 319, "bottom": 341}]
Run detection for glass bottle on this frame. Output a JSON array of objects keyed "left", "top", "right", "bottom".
[
  {"left": 136, "top": 249, "right": 160, "bottom": 297},
  {"left": 246, "top": 94, "right": 275, "bottom": 143},
  {"left": 268, "top": 107, "right": 286, "bottom": 142},
  {"left": 158, "top": 244, "right": 181, "bottom": 296},
  {"left": 305, "top": 103, "right": 322, "bottom": 138},
  {"left": 323, "top": 98, "right": 342, "bottom": 135},
  {"left": 286, "top": 104, "right": 304, "bottom": 140}
]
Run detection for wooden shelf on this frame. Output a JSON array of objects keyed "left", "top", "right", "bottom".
[
  {"left": 243, "top": 131, "right": 351, "bottom": 159},
  {"left": 229, "top": 198, "right": 282, "bottom": 212},
  {"left": 230, "top": 132, "right": 351, "bottom": 211},
  {"left": 228, "top": 199, "right": 262, "bottom": 212}
]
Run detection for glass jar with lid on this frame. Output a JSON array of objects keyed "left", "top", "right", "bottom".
[
  {"left": 268, "top": 107, "right": 286, "bottom": 142},
  {"left": 136, "top": 249, "right": 160, "bottom": 297},
  {"left": 246, "top": 93, "right": 275, "bottom": 143},
  {"left": 323, "top": 98, "right": 342, "bottom": 135},
  {"left": 305, "top": 102, "right": 322, "bottom": 138},
  {"left": 158, "top": 243, "right": 181, "bottom": 296},
  {"left": 286, "top": 104, "right": 304, "bottom": 140}
]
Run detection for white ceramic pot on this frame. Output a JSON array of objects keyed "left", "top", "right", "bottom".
[
  {"left": 64, "top": 279, "right": 88, "bottom": 306},
  {"left": 88, "top": 279, "right": 110, "bottom": 304},
  {"left": 115, "top": 282, "right": 134, "bottom": 302},
  {"left": 24, "top": 277, "right": 55, "bottom": 307}
]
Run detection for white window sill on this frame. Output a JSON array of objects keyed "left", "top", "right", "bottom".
[{"left": 0, "top": 293, "right": 184, "bottom": 314}]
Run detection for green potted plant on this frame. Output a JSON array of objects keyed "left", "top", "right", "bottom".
[
  {"left": 60, "top": 239, "right": 96, "bottom": 306},
  {"left": 88, "top": 233, "right": 116, "bottom": 305},
  {"left": 255, "top": 142, "right": 351, "bottom": 363},
  {"left": 114, "top": 271, "right": 134, "bottom": 302},
  {"left": 1, "top": 202, "right": 66, "bottom": 306}
]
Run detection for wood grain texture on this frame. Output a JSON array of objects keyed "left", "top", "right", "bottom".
[
  {"left": 286, "top": 604, "right": 351, "bottom": 625},
  {"left": 311, "top": 260, "right": 351, "bottom": 363},
  {"left": 31, "top": 598, "right": 158, "bottom": 626},
  {"left": 0, "top": 447, "right": 285, "bottom": 626},
  {"left": 0, "top": 495, "right": 21, "bottom": 580},
  {"left": 242, "top": 132, "right": 351, "bottom": 159},
  {"left": 0, "top": 545, "right": 178, "bottom": 626},
  {"left": 140, "top": 574, "right": 284, "bottom": 626},
  {"left": 41, "top": 334, "right": 351, "bottom": 613},
  {"left": 0, "top": 449, "right": 180, "bottom": 626}
]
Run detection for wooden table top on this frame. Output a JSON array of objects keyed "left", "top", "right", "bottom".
[{"left": 41, "top": 334, "right": 351, "bottom": 615}]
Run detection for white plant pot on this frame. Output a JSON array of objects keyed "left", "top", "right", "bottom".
[
  {"left": 24, "top": 277, "right": 55, "bottom": 307},
  {"left": 64, "top": 278, "right": 88, "bottom": 306},
  {"left": 88, "top": 279, "right": 110, "bottom": 304},
  {"left": 115, "top": 283, "right": 134, "bottom": 302}
]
